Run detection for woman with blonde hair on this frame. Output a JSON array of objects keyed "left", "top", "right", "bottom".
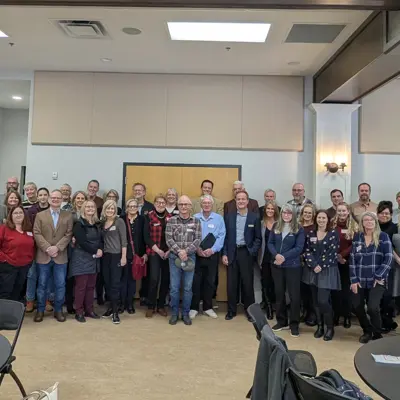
[
  {"left": 71, "top": 191, "right": 88, "bottom": 222},
  {"left": 350, "top": 211, "right": 392, "bottom": 343},
  {"left": 259, "top": 200, "right": 279, "bottom": 319},
  {"left": 101, "top": 200, "right": 127, "bottom": 324},
  {"left": 165, "top": 188, "right": 179, "bottom": 215},
  {"left": 69, "top": 200, "right": 103, "bottom": 323},
  {"left": 299, "top": 204, "right": 316, "bottom": 234},
  {"left": 268, "top": 204, "right": 305, "bottom": 337},
  {"left": 331, "top": 202, "right": 358, "bottom": 328}
]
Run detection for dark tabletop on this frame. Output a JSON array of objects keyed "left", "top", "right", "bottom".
[
  {"left": 354, "top": 336, "right": 400, "bottom": 400},
  {"left": 0, "top": 334, "right": 11, "bottom": 371}
]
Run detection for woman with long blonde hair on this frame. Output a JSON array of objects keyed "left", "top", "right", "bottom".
[
  {"left": 331, "top": 202, "right": 358, "bottom": 328},
  {"left": 350, "top": 211, "right": 392, "bottom": 344}
]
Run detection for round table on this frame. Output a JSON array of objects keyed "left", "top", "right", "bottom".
[{"left": 354, "top": 336, "right": 400, "bottom": 400}]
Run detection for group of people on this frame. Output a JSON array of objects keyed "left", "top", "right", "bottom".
[{"left": 0, "top": 177, "right": 399, "bottom": 344}]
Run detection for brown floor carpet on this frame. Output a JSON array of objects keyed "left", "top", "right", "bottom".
[{"left": 1, "top": 306, "right": 392, "bottom": 399}]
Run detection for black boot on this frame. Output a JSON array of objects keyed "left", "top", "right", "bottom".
[
  {"left": 334, "top": 315, "right": 340, "bottom": 326},
  {"left": 266, "top": 302, "right": 274, "bottom": 320},
  {"left": 314, "top": 325, "right": 324, "bottom": 338},
  {"left": 324, "top": 327, "right": 334, "bottom": 341},
  {"left": 343, "top": 317, "right": 351, "bottom": 329}
]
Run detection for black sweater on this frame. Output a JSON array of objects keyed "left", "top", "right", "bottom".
[
  {"left": 121, "top": 214, "right": 146, "bottom": 259},
  {"left": 73, "top": 218, "right": 103, "bottom": 254}
]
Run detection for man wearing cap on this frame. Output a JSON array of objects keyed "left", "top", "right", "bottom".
[{"left": 166, "top": 195, "right": 202, "bottom": 326}]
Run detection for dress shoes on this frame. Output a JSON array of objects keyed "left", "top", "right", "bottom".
[
  {"left": 323, "top": 328, "right": 334, "bottom": 341},
  {"left": 54, "top": 311, "right": 66, "bottom": 322},
  {"left": 85, "top": 312, "right": 100, "bottom": 319},
  {"left": 34, "top": 311, "right": 44, "bottom": 322},
  {"left": 225, "top": 312, "right": 236, "bottom": 320},
  {"left": 157, "top": 308, "right": 168, "bottom": 317},
  {"left": 75, "top": 314, "right": 86, "bottom": 323}
]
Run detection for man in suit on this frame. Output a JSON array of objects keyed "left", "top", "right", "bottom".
[
  {"left": 132, "top": 182, "right": 154, "bottom": 216},
  {"left": 222, "top": 190, "right": 261, "bottom": 321},
  {"left": 224, "top": 181, "right": 259, "bottom": 215},
  {"left": 192, "top": 179, "right": 224, "bottom": 216},
  {"left": 33, "top": 189, "right": 73, "bottom": 322}
]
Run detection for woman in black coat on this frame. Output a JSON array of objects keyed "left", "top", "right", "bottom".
[
  {"left": 70, "top": 200, "right": 103, "bottom": 323},
  {"left": 120, "top": 198, "right": 147, "bottom": 314}
]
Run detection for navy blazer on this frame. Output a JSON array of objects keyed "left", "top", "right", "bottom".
[
  {"left": 304, "top": 229, "right": 339, "bottom": 269},
  {"left": 267, "top": 225, "right": 305, "bottom": 268},
  {"left": 223, "top": 211, "right": 261, "bottom": 263}
]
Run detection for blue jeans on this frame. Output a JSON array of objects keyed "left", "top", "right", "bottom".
[
  {"left": 169, "top": 253, "right": 195, "bottom": 317},
  {"left": 26, "top": 262, "right": 55, "bottom": 302},
  {"left": 37, "top": 261, "right": 67, "bottom": 312}
]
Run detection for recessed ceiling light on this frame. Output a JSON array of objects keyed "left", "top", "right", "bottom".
[
  {"left": 122, "top": 27, "right": 142, "bottom": 36},
  {"left": 0, "top": 30, "right": 8, "bottom": 38},
  {"left": 288, "top": 61, "right": 300, "bottom": 66},
  {"left": 167, "top": 22, "right": 271, "bottom": 43},
  {"left": 100, "top": 58, "right": 112, "bottom": 62},
  {"left": 12, "top": 96, "right": 22, "bottom": 101}
]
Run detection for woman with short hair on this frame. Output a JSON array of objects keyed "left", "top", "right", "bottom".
[
  {"left": 104, "top": 189, "right": 122, "bottom": 216},
  {"left": 0, "top": 190, "right": 22, "bottom": 224},
  {"left": 70, "top": 200, "right": 103, "bottom": 323},
  {"left": 303, "top": 210, "right": 340, "bottom": 341},
  {"left": 268, "top": 204, "right": 305, "bottom": 337},
  {"left": 0, "top": 206, "right": 35, "bottom": 300},
  {"left": 165, "top": 188, "right": 179, "bottom": 215},
  {"left": 22, "top": 182, "right": 38, "bottom": 209},
  {"left": 351, "top": 211, "right": 393, "bottom": 343},
  {"left": 101, "top": 200, "right": 127, "bottom": 324}
]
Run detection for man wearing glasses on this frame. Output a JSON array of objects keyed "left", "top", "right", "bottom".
[
  {"left": 132, "top": 182, "right": 154, "bottom": 216},
  {"left": 287, "top": 183, "right": 314, "bottom": 218},
  {"left": 166, "top": 195, "right": 202, "bottom": 326},
  {"left": 5, "top": 177, "right": 19, "bottom": 193},
  {"left": 33, "top": 190, "right": 73, "bottom": 323}
]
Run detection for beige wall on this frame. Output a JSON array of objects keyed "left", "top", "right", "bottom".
[{"left": 31, "top": 71, "right": 304, "bottom": 151}]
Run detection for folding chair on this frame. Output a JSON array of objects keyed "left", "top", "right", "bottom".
[
  {"left": 0, "top": 299, "right": 27, "bottom": 397},
  {"left": 287, "top": 367, "right": 354, "bottom": 400}
]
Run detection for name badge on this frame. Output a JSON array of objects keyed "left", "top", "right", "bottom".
[
  {"left": 208, "top": 224, "right": 215, "bottom": 229},
  {"left": 110, "top": 226, "right": 116, "bottom": 231},
  {"left": 187, "top": 229, "right": 194, "bottom": 232},
  {"left": 248, "top": 224, "right": 254, "bottom": 228},
  {"left": 153, "top": 223, "right": 161, "bottom": 227},
  {"left": 173, "top": 210, "right": 179, "bottom": 214},
  {"left": 356, "top": 245, "right": 362, "bottom": 252},
  {"left": 310, "top": 237, "right": 317, "bottom": 243},
  {"left": 341, "top": 229, "right": 348, "bottom": 234},
  {"left": 27, "top": 232, "right": 33, "bottom": 237},
  {"left": 188, "top": 223, "right": 195, "bottom": 227}
]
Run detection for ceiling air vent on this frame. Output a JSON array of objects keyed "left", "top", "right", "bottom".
[
  {"left": 285, "top": 24, "right": 346, "bottom": 44},
  {"left": 53, "top": 20, "right": 110, "bottom": 39}
]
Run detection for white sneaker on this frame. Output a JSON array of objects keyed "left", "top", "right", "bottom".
[
  {"left": 189, "top": 310, "right": 198, "bottom": 320},
  {"left": 204, "top": 309, "right": 218, "bottom": 319}
]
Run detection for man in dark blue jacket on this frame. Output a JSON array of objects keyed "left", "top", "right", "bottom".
[{"left": 222, "top": 190, "right": 261, "bottom": 321}]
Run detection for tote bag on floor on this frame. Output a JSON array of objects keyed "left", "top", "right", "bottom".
[{"left": 23, "top": 382, "right": 58, "bottom": 400}]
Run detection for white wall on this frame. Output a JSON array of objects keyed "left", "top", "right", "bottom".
[
  {"left": 0, "top": 108, "right": 29, "bottom": 195},
  {"left": 25, "top": 76, "right": 315, "bottom": 206}
]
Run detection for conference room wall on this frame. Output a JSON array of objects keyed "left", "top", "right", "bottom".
[{"left": 25, "top": 76, "right": 314, "bottom": 205}]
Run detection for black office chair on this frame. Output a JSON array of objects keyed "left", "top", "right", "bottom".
[
  {"left": 288, "top": 367, "right": 354, "bottom": 400},
  {"left": 0, "top": 299, "right": 27, "bottom": 397}
]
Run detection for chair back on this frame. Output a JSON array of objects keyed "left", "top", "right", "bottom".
[
  {"left": 288, "top": 367, "right": 354, "bottom": 400},
  {"left": 0, "top": 300, "right": 25, "bottom": 353},
  {"left": 247, "top": 303, "right": 268, "bottom": 340}
]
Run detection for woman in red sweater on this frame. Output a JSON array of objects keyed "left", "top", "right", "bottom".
[
  {"left": 0, "top": 205, "right": 35, "bottom": 300},
  {"left": 331, "top": 202, "right": 358, "bottom": 328}
]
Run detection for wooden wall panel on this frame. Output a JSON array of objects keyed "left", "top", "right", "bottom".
[
  {"left": 241, "top": 76, "right": 304, "bottom": 150},
  {"left": 32, "top": 72, "right": 93, "bottom": 144},
  {"left": 91, "top": 73, "right": 167, "bottom": 146},
  {"left": 166, "top": 75, "right": 242, "bottom": 148}
]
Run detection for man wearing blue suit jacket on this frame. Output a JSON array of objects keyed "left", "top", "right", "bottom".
[{"left": 222, "top": 190, "right": 261, "bottom": 321}]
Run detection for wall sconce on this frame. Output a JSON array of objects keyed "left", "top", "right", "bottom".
[{"left": 324, "top": 162, "right": 347, "bottom": 173}]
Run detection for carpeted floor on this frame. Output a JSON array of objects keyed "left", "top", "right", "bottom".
[{"left": 1, "top": 305, "right": 392, "bottom": 399}]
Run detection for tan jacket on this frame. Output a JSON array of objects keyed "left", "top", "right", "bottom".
[
  {"left": 192, "top": 196, "right": 224, "bottom": 216},
  {"left": 33, "top": 208, "right": 73, "bottom": 264}
]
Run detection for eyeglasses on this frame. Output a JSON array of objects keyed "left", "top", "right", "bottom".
[
  {"left": 178, "top": 203, "right": 190, "bottom": 207},
  {"left": 51, "top": 197, "right": 62, "bottom": 200},
  {"left": 155, "top": 201, "right": 166, "bottom": 205},
  {"left": 282, "top": 211, "right": 292, "bottom": 215}
]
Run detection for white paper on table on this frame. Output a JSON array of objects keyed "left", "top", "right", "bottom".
[{"left": 371, "top": 354, "right": 400, "bottom": 364}]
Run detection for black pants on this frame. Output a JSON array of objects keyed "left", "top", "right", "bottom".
[
  {"left": 0, "top": 262, "right": 30, "bottom": 301},
  {"left": 102, "top": 253, "right": 122, "bottom": 313},
  {"left": 65, "top": 263, "right": 74, "bottom": 311},
  {"left": 147, "top": 254, "right": 170, "bottom": 309},
  {"left": 332, "top": 263, "right": 352, "bottom": 318},
  {"left": 96, "top": 268, "right": 106, "bottom": 303},
  {"left": 139, "top": 274, "right": 149, "bottom": 300},
  {"left": 192, "top": 253, "right": 219, "bottom": 311},
  {"left": 310, "top": 285, "right": 334, "bottom": 328},
  {"left": 352, "top": 285, "right": 385, "bottom": 334},
  {"left": 261, "top": 261, "right": 275, "bottom": 304},
  {"left": 272, "top": 266, "right": 301, "bottom": 329},
  {"left": 227, "top": 247, "right": 255, "bottom": 314},
  {"left": 120, "top": 259, "right": 136, "bottom": 309},
  {"left": 381, "top": 269, "right": 396, "bottom": 329}
]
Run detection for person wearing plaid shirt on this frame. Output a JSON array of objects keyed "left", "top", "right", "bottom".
[
  {"left": 350, "top": 211, "right": 393, "bottom": 344},
  {"left": 166, "top": 195, "right": 202, "bottom": 326},
  {"left": 143, "top": 194, "right": 172, "bottom": 318}
]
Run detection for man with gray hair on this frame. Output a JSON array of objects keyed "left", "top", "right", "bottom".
[
  {"left": 259, "top": 188, "right": 280, "bottom": 218},
  {"left": 166, "top": 195, "right": 202, "bottom": 326},
  {"left": 287, "top": 182, "right": 314, "bottom": 217},
  {"left": 5, "top": 176, "right": 19, "bottom": 193},
  {"left": 224, "top": 180, "right": 259, "bottom": 215},
  {"left": 190, "top": 195, "right": 226, "bottom": 320}
]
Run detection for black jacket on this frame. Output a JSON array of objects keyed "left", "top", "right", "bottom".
[
  {"left": 140, "top": 200, "right": 154, "bottom": 216},
  {"left": 122, "top": 214, "right": 146, "bottom": 260}
]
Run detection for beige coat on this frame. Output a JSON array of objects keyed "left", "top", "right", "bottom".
[
  {"left": 192, "top": 196, "right": 224, "bottom": 216},
  {"left": 33, "top": 208, "right": 73, "bottom": 264}
]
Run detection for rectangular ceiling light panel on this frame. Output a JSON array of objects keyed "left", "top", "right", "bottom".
[{"left": 167, "top": 22, "right": 271, "bottom": 43}]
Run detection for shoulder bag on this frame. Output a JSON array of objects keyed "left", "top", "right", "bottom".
[{"left": 126, "top": 216, "right": 147, "bottom": 280}]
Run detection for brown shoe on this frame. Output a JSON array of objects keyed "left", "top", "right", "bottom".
[
  {"left": 26, "top": 301, "right": 34, "bottom": 313},
  {"left": 157, "top": 308, "right": 168, "bottom": 317},
  {"left": 45, "top": 300, "right": 53, "bottom": 312},
  {"left": 34, "top": 312, "right": 44, "bottom": 322},
  {"left": 145, "top": 309, "right": 154, "bottom": 318},
  {"left": 54, "top": 311, "right": 66, "bottom": 322}
]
